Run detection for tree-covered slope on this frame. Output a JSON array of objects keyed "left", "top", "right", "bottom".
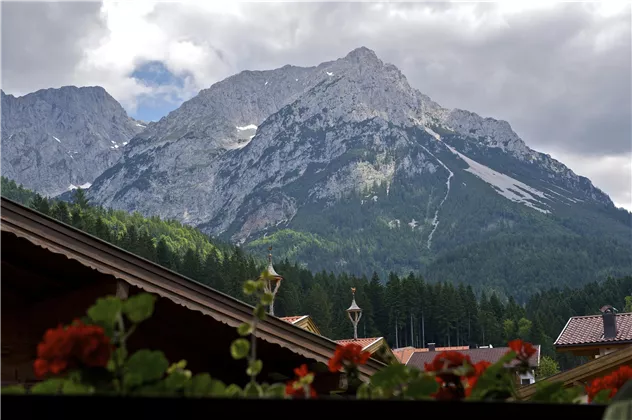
[{"left": 3, "top": 176, "right": 631, "bottom": 371}]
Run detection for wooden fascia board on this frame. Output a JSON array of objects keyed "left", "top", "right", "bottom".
[
  {"left": 1, "top": 199, "right": 385, "bottom": 379},
  {"left": 304, "top": 318, "right": 322, "bottom": 336},
  {"left": 555, "top": 343, "right": 632, "bottom": 353}
]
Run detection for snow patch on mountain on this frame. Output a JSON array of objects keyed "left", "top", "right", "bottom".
[
  {"left": 446, "top": 144, "right": 550, "bottom": 214},
  {"left": 421, "top": 127, "right": 454, "bottom": 249},
  {"left": 68, "top": 182, "right": 92, "bottom": 191},
  {"left": 236, "top": 124, "right": 258, "bottom": 131},
  {"left": 424, "top": 126, "right": 550, "bottom": 214}
]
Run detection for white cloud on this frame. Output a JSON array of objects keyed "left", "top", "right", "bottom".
[
  {"left": 547, "top": 150, "right": 632, "bottom": 210},
  {"left": 2, "top": 1, "right": 630, "bottom": 209}
]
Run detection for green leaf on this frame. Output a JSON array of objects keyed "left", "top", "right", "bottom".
[
  {"left": 167, "top": 359, "right": 187, "bottom": 374},
  {"left": 260, "top": 292, "right": 274, "bottom": 306},
  {"left": 87, "top": 296, "right": 122, "bottom": 329},
  {"left": 356, "top": 382, "right": 372, "bottom": 399},
  {"left": 404, "top": 375, "right": 439, "bottom": 399},
  {"left": 30, "top": 378, "right": 65, "bottom": 394},
  {"left": 237, "top": 322, "right": 253, "bottom": 337},
  {"left": 122, "top": 293, "right": 157, "bottom": 323},
  {"left": 468, "top": 364, "right": 515, "bottom": 401},
  {"left": 593, "top": 388, "right": 614, "bottom": 404},
  {"left": 370, "top": 363, "right": 410, "bottom": 390},
  {"left": 61, "top": 381, "right": 93, "bottom": 395},
  {"left": 208, "top": 379, "right": 227, "bottom": 397},
  {"left": 230, "top": 338, "right": 250, "bottom": 360},
  {"left": 124, "top": 350, "right": 169, "bottom": 389},
  {"left": 243, "top": 280, "right": 259, "bottom": 295},
  {"left": 247, "top": 359, "right": 263, "bottom": 377},
  {"left": 529, "top": 381, "right": 581, "bottom": 403},
  {"left": 184, "top": 373, "right": 213, "bottom": 397},
  {"left": 244, "top": 381, "right": 263, "bottom": 397},
  {"left": 164, "top": 371, "right": 189, "bottom": 391},
  {"left": 264, "top": 383, "right": 286, "bottom": 398},
  {"left": 225, "top": 384, "right": 243, "bottom": 397},
  {"left": 254, "top": 305, "right": 267, "bottom": 321},
  {"left": 1, "top": 385, "right": 26, "bottom": 395}
]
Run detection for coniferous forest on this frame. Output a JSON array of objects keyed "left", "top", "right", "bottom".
[{"left": 3, "top": 176, "right": 631, "bottom": 371}]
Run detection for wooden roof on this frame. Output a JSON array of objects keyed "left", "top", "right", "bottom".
[
  {"left": 407, "top": 346, "right": 541, "bottom": 370},
  {"left": 393, "top": 346, "right": 470, "bottom": 364},
  {"left": 0, "top": 197, "right": 385, "bottom": 379}
]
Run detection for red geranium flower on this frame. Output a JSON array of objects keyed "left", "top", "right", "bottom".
[
  {"left": 586, "top": 365, "right": 632, "bottom": 402},
  {"left": 507, "top": 339, "right": 536, "bottom": 362},
  {"left": 294, "top": 364, "right": 310, "bottom": 378},
  {"left": 328, "top": 343, "right": 371, "bottom": 372},
  {"left": 465, "top": 360, "right": 492, "bottom": 397},
  {"left": 424, "top": 351, "right": 474, "bottom": 401},
  {"left": 33, "top": 319, "right": 112, "bottom": 378},
  {"left": 285, "top": 363, "right": 317, "bottom": 398}
]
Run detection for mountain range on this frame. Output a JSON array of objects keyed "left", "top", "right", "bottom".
[
  {"left": 2, "top": 47, "right": 630, "bottom": 298},
  {"left": 1, "top": 86, "right": 145, "bottom": 197}
]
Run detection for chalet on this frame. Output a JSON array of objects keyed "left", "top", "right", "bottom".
[
  {"left": 517, "top": 305, "right": 632, "bottom": 401},
  {"left": 554, "top": 305, "right": 632, "bottom": 358},
  {"left": 0, "top": 197, "right": 386, "bottom": 393},
  {"left": 404, "top": 344, "right": 541, "bottom": 386}
]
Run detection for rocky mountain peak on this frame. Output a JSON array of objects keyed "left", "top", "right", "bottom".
[
  {"left": 1, "top": 86, "right": 144, "bottom": 197},
  {"left": 342, "top": 46, "right": 381, "bottom": 64}
]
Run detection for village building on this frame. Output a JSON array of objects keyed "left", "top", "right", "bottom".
[
  {"left": 281, "top": 288, "right": 396, "bottom": 364},
  {"left": 554, "top": 305, "right": 632, "bottom": 359},
  {"left": 517, "top": 304, "right": 632, "bottom": 400},
  {"left": 402, "top": 344, "right": 540, "bottom": 385},
  {"left": 0, "top": 197, "right": 386, "bottom": 393}
]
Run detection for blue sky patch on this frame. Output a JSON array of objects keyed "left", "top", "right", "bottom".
[{"left": 129, "top": 61, "right": 190, "bottom": 121}]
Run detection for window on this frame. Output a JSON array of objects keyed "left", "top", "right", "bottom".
[{"left": 521, "top": 378, "right": 531, "bottom": 385}]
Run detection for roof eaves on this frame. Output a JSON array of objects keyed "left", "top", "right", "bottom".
[
  {"left": 555, "top": 339, "right": 632, "bottom": 348},
  {"left": 0, "top": 198, "right": 387, "bottom": 378}
]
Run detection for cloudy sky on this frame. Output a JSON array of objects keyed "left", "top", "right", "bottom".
[{"left": 2, "top": 1, "right": 631, "bottom": 209}]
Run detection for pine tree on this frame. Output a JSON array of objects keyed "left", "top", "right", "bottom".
[
  {"left": 73, "top": 188, "right": 90, "bottom": 209},
  {"left": 305, "top": 283, "right": 333, "bottom": 337}
]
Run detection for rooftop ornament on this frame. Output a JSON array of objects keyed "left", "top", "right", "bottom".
[
  {"left": 261, "top": 246, "right": 283, "bottom": 316},
  {"left": 346, "top": 287, "right": 363, "bottom": 340}
]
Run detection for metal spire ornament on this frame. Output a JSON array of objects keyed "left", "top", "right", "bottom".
[
  {"left": 261, "top": 246, "right": 283, "bottom": 316},
  {"left": 346, "top": 287, "right": 363, "bottom": 340}
]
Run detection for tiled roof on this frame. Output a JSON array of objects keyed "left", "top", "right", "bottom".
[
  {"left": 554, "top": 313, "right": 632, "bottom": 346},
  {"left": 406, "top": 346, "right": 540, "bottom": 371},
  {"left": 393, "top": 346, "right": 470, "bottom": 364},
  {"left": 336, "top": 337, "right": 381, "bottom": 351},
  {"left": 280, "top": 315, "right": 308, "bottom": 324}
]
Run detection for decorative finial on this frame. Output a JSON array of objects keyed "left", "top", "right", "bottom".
[
  {"left": 262, "top": 247, "right": 283, "bottom": 316},
  {"left": 346, "top": 287, "right": 362, "bottom": 340}
]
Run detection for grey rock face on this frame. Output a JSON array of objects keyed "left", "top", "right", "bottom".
[
  {"left": 87, "top": 47, "right": 615, "bottom": 247},
  {"left": 1, "top": 86, "right": 145, "bottom": 197}
]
